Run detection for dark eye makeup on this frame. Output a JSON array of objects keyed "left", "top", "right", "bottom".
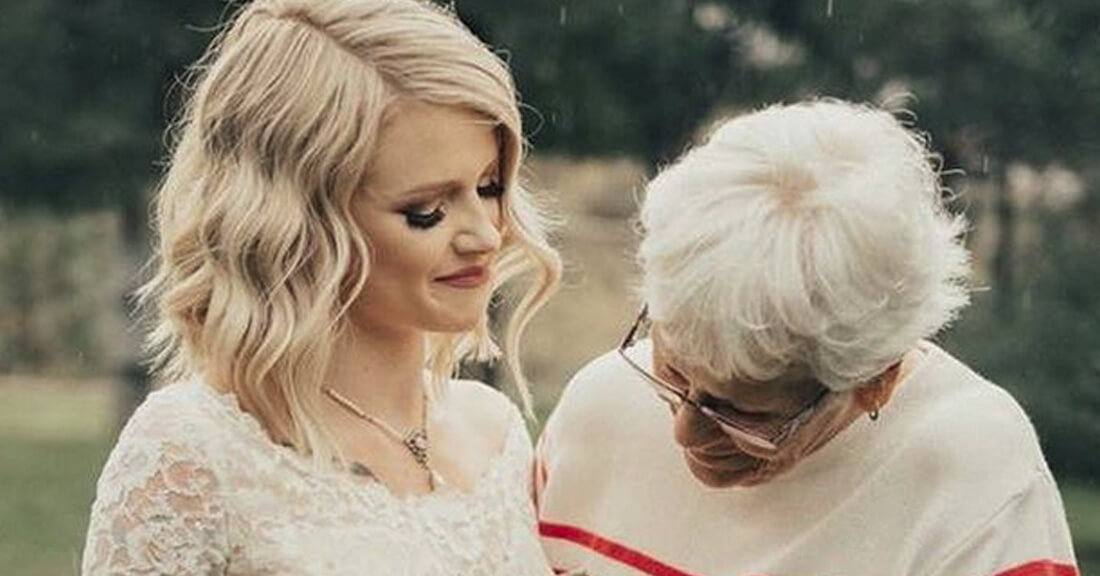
[
  {"left": 400, "top": 176, "right": 503, "bottom": 230},
  {"left": 476, "top": 180, "right": 504, "bottom": 199},
  {"left": 403, "top": 204, "right": 446, "bottom": 229}
]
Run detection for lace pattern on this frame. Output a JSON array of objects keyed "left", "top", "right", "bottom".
[{"left": 82, "top": 379, "right": 552, "bottom": 576}]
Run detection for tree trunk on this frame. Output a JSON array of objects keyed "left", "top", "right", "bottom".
[{"left": 991, "top": 168, "right": 1016, "bottom": 321}]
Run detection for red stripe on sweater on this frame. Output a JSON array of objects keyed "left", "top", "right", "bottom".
[
  {"left": 541, "top": 521, "right": 1078, "bottom": 576},
  {"left": 541, "top": 521, "right": 1076, "bottom": 576},
  {"left": 540, "top": 521, "right": 702, "bottom": 576},
  {"left": 993, "top": 560, "right": 1078, "bottom": 576}
]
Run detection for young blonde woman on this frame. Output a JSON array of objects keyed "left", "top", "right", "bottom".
[{"left": 82, "top": 1, "right": 560, "bottom": 574}]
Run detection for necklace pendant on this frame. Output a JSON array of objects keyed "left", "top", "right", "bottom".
[{"left": 404, "top": 429, "right": 430, "bottom": 467}]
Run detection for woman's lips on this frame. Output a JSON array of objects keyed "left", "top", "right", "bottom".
[
  {"left": 685, "top": 447, "right": 759, "bottom": 471},
  {"left": 435, "top": 266, "right": 489, "bottom": 288}
]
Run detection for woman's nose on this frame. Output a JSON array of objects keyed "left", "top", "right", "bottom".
[
  {"left": 453, "top": 195, "right": 503, "bottom": 255},
  {"left": 673, "top": 403, "right": 723, "bottom": 449}
]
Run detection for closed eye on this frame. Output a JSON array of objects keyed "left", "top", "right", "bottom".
[
  {"left": 401, "top": 166, "right": 502, "bottom": 229},
  {"left": 478, "top": 181, "right": 503, "bottom": 199},
  {"left": 476, "top": 152, "right": 505, "bottom": 197},
  {"left": 402, "top": 201, "right": 446, "bottom": 229}
]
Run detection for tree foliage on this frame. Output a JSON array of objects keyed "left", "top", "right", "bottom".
[
  {"left": 0, "top": 1, "right": 224, "bottom": 227},
  {"left": 455, "top": 0, "right": 743, "bottom": 165}
]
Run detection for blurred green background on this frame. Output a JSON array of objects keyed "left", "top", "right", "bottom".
[{"left": 1, "top": 0, "right": 1098, "bottom": 574}]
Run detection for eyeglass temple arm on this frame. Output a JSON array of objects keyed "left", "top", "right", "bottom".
[{"left": 620, "top": 304, "right": 649, "bottom": 349}]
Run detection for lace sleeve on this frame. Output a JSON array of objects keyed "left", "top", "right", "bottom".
[{"left": 82, "top": 405, "right": 229, "bottom": 575}]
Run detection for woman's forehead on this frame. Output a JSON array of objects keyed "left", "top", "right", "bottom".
[{"left": 366, "top": 101, "right": 500, "bottom": 200}]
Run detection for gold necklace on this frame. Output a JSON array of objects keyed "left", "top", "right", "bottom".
[{"left": 322, "top": 386, "right": 443, "bottom": 489}]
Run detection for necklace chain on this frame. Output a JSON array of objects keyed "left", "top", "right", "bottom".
[{"left": 322, "top": 386, "right": 442, "bottom": 489}]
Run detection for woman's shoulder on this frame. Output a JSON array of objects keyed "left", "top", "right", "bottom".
[
  {"left": 85, "top": 380, "right": 236, "bottom": 575},
  {"left": 104, "top": 379, "right": 254, "bottom": 479},
  {"left": 560, "top": 346, "right": 637, "bottom": 401},
  {"left": 545, "top": 344, "right": 652, "bottom": 433},
  {"left": 124, "top": 379, "right": 234, "bottom": 440},
  {"left": 90, "top": 380, "right": 231, "bottom": 508},
  {"left": 913, "top": 345, "right": 1040, "bottom": 443},
  {"left": 444, "top": 378, "right": 523, "bottom": 442},
  {"left": 893, "top": 344, "right": 1050, "bottom": 486}
]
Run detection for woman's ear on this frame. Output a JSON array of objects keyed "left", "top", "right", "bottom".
[{"left": 854, "top": 360, "right": 903, "bottom": 417}]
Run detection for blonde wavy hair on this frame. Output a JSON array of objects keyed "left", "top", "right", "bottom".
[{"left": 138, "top": 0, "right": 560, "bottom": 459}]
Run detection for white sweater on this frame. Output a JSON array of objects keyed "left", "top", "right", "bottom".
[{"left": 536, "top": 341, "right": 1078, "bottom": 576}]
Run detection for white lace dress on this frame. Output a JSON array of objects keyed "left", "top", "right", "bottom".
[{"left": 81, "top": 379, "right": 554, "bottom": 576}]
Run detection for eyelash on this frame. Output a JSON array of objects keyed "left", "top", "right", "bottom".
[
  {"left": 477, "top": 180, "right": 504, "bottom": 199},
  {"left": 402, "top": 181, "right": 504, "bottom": 230}
]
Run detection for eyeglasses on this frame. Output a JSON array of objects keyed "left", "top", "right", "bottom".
[{"left": 617, "top": 305, "right": 831, "bottom": 453}]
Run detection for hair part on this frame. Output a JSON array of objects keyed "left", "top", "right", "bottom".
[
  {"left": 138, "top": 0, "right": 560, "bottom": 465},
  {"left": 639, "top": 99, "right": 970, "bottom": 391}
]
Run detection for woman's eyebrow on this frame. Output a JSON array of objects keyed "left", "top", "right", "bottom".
[
  {"left": 399, "top": 157, "right": 500, "bottom": 197},
  {"left": 478, "top": 158, "right": 502, "bottom": 181},
  {"left": 384, "top": 182, "right": 457, "bottom": 208},
  {"left": 398, "top": 180, "right": 461, "bottom": 198}
]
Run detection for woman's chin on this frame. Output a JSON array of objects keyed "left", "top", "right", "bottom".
[
  {"left": 423, "top": 305, "right": 487, "bottom": 334},
  {"left": 684, "top": 451, "right": 764, "bottom": 488},
  {"left": 435, "top": 316, "right": 480, "bottom": 333},
  {"left": 424, "top": 294, "right": 492, "bottom": 332}
]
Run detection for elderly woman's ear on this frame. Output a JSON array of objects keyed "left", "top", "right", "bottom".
[{"left": 853, "top": 360, "right": 904, "bottom": 418}]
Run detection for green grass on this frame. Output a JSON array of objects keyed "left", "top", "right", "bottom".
[
  {"left": 0, "top": 436, "right": 113, "bottom": 576},
  {"left": 0, "top": 378, "right": 116, "bottom": 576},
  {"left": 0, "top": 378, "right": 116, "bottom": 439}
]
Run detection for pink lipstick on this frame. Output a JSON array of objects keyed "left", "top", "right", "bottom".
[{"left": 435, "top": 266, "right": 489, "bottom": 288}]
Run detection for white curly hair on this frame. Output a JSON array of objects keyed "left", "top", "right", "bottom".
[{"left": 639, "top": 99, "right": 970, "bottom": 391}]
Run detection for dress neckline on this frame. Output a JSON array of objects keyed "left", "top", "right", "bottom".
[{"left": 180, "top": 377, "right": 524, "bottom": 506}]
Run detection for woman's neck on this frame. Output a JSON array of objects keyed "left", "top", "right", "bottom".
[{"left": 324, "top": 323, "right": 428, "bottom": 426}]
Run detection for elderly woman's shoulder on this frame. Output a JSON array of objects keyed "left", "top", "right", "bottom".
[
  {"left": 560, "top": 347, "right": 640, "bottom": 399},
  {"left": 894, "top": 345, "right": 1050, "bottom": 483},
  {"left": 544, "top": 346, "right": 659, "bottom": 437},
  {"left": 921, "top": 347, "right": 1038, "bottom": 437}
]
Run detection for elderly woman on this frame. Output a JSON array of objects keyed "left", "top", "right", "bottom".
[{"left": 536, "top": 100, "right": 1078, "bottom": 576}]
